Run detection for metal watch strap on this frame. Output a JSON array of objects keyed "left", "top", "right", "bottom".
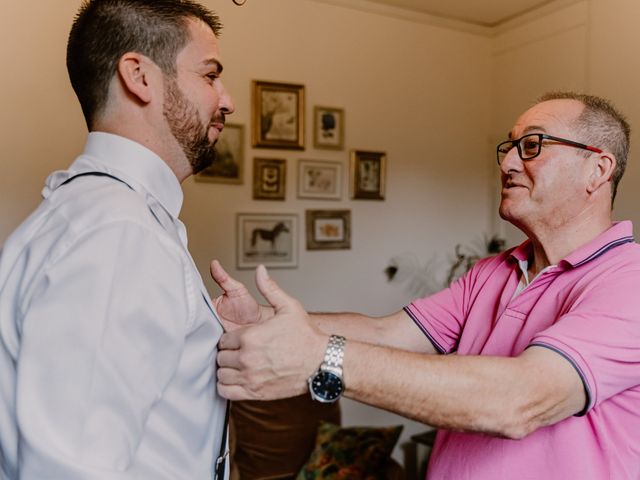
[{"left": 323, "top": 335, "right": 346, "bottom": 370}]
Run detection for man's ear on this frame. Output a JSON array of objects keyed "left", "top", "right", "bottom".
[
  {"left": 116, "top": 52, "right": 157, "bottom": 104},
  {"left": 587, "top": 153, "right": 616, "bottom": 194}
]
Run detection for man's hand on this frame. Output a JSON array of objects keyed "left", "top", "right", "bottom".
[
  {"left": 210, "top": 260, "right": 272, "bottom": 331},
  {"left": 216, "top": 265, "right": 327, "bottom": 401}
]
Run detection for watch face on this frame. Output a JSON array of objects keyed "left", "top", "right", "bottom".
[{"left": 310, "top": 370, "right": 344, "bottom": 402}]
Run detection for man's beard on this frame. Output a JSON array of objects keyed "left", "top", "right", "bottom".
[{"left": 163, "top": 78, "right": 218, "bottom": 174}]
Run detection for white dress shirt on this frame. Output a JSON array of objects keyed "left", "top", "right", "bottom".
[{"left": 0, "top": 132, "right": 226, "bottom": 479}]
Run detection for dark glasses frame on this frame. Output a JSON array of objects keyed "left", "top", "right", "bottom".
[{"left": 497, "top": 133, "right": 602, "bottom": 165}]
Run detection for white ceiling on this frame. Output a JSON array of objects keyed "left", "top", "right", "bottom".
[{"left": 363, "top": 0, "right": 559, "bottom": 27}]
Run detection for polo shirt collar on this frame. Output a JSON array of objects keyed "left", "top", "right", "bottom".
[
  {"left": 509, "top": 241, "right": 531, "bottom": 263},
  {"left": 45, "top": 132, "right": 184, "bottom": 219},
  {"left": 563, "top": 221, "right": 635, "bottom": 267},
  {"left": 509, "top": 221, "right": 635, "bottom": 269}
]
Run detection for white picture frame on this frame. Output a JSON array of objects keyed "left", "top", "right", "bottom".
[
  {"left": 297, "top": 159, "right": 342, "bottom": 200},
  {"left": 236, "top": 213, "right": 298, "bottom": 269}
]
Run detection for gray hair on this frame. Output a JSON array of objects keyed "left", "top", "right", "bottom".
[{"left": 537, "top": 92, "right": 630, "bottom": 204}]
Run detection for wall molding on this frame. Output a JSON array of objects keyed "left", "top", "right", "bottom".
[
  {"left": 492, "top": 1, "right": 588, "bottom": 55},
  {"left": 309, "top": 0, "right": 585, "bottom": 38},
  {"left": 493, "top": 0, "right": 585, "bottom": 35},
  {"left": 309, "top": 0, "right": 493, "bottom": 36}
]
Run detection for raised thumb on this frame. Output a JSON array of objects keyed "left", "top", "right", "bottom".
[{"left": 256, "top": 264, "right": 295, "bottom": 312}]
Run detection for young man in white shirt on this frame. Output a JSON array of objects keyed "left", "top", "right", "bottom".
[{"left": 0, "top": 1, "right": 234, "bottom": 478}]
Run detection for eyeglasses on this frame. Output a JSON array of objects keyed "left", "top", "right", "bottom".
[{"left": 496, "top": 133, "right": 602, "bottom": 165}]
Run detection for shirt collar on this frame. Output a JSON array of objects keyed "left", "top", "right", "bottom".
[
  {"left": 44, "top": 132, "right": 184, "bottom": 218},
  {"left": 563, "top": 221, "right": 635, "bottom": 267},
  {"left": 509, "top": 221, "right": 635, "bottom": 269}
]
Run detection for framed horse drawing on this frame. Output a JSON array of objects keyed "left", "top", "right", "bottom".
[{"left": 236, "top": 213, "right": 298, "bottom": 269}]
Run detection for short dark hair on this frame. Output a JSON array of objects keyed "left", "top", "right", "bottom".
[
  {"left": 537, "top": 91, "right": 630, "bottom": 204},
  {"left": 67, "top": 0, "right": 222, "bottom": 129}
]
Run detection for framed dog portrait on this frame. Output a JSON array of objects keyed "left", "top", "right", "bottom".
[
  {"left": 350, "top": 150, "right": 386, "bottom": 200},
  {"left": 253, "top": 157, "right": 286, "bottom": 200},
  {"left": 195, "top": 123, "right": 244, "bottom": 184},
  {"left": 297, "top": 159, "right": 342, "bottom": 200},
  {"left": 306, "top": 210, "right": 351, "bottom": 250},
  {"left": 313, "top": 106, "right": 344, "bottom": 150},
  {"left": 252, "top": 80, "right": 305, "bottom": 150},
  {"left": 236, "top": 213, "right": 298, "bottom": 269}
]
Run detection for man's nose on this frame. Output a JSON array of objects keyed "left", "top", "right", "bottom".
[
  {"left": 217, "top": 80, "right": 235, "bottom": 115},
  {"left": 500, "top": 146, "right": 523, "bottom": 174}
]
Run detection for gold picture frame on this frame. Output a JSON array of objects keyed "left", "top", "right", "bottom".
[
  {"left": 313, "top": 106, "right": 344, "bottom": 150},
  {"left": 253, "top": 157, "right": 286, "bottom": 200},
  {"left": 306, "top": 209, "right": 351, "bottom": 250},
  {"left": 252, "top": 80, "right": 305, "bottom": 150},
  {"left": 350, "top": 150, "right": 387, "bottom": 200}
]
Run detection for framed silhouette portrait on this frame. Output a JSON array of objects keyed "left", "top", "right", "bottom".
[{"left": 313, "top": 106, "right": 344, "bottom": 150}]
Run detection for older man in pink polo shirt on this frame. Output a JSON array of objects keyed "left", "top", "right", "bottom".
[{"left": 212, "top": 92, "right": 640, "bottom": 479}]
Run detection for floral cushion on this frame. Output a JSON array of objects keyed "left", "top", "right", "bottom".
[{"left": 296, "top": 421, "right": 403, "bottom": 480}]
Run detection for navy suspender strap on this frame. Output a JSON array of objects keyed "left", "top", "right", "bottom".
[
  {"left": 61, "top": 170, "right": 231, "bottom": 478},
  {"left": 215, "top": 401, "right": 230, "bottom": 479},
  {"left": 59, "top": 171, "right": 130, "bottom": 189}
]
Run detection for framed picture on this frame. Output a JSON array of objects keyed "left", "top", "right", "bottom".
[
  {"left": 306, "top": 210, "right": 351, "bottom": 250},
  {"left": 350, "top": 150, "right": 386, "bottom": 200},
  {"left": 297, "top": 159, "right": 342, "bottom": 200},
  {"left": 237, "top": 213, "right": 298, "bottom": 269},
  {"left": 313, "top": 106, "right": 344, "bottom": 150},
  {"left": 252, "top": 80, "right": 305, "bottom": 150},
  {"left": 253, "top": 157, "right": 286, "bottom": 200},
  {"left": 195, "top": 123, "right": 244, "bottom": 184}
]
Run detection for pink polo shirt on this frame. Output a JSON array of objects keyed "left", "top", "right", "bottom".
[{"left": 405, "top": 221, "right": 640, "bottom": 480}]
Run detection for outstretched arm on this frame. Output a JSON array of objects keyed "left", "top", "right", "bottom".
[
  {"left": 211, "top": 261, "right": 433, "bottom": 353},
  {"left": 343, "top": 341, "right": 585, "bottom": 438},
  {"left": 217, "top": 266, "right": 586, "bottom": 439},
  {"left": 310, "top": 310, "right": 435, "bottom": 354}
]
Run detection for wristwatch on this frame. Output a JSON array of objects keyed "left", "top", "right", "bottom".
[{"left": 308, "top": 335, "right": 346, "bottom": 403}]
